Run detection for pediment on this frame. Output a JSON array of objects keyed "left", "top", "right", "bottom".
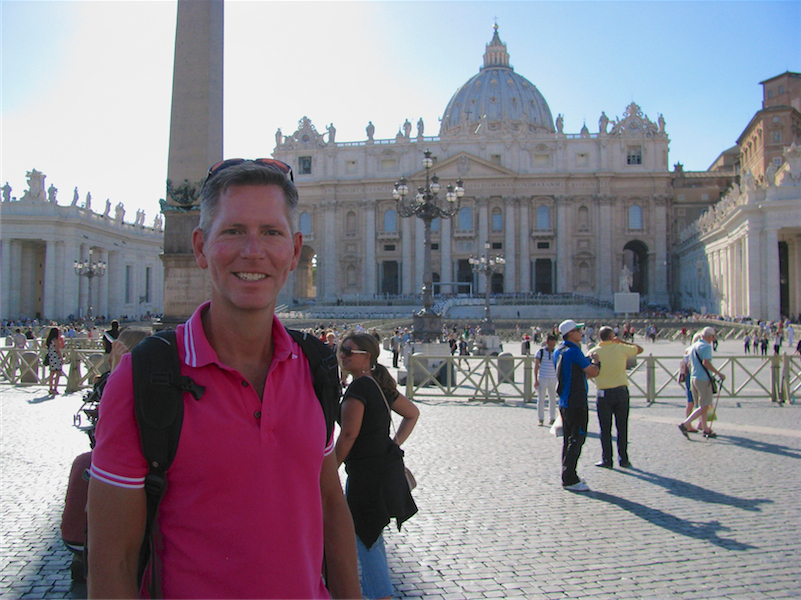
[{"left": 409, "top": 152, "right": 517, "bottom": 181}]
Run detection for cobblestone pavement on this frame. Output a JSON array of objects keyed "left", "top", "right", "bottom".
[{"left": 2, "top": 337, "right": 800, "bottom": 599}]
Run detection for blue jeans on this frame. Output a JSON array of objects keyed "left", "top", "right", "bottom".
[{"left": 356, "top": 533, "right": 393, "bottom": 599}]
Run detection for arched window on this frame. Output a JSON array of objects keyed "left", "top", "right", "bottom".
[
  {"left": 459, "top": 207, "right": 473, "bottom": 231},
  {"left": 346, "top": 211, "right": 356, "bottom": 234},
  {"left": 629, "top": 205, "right": 643, "bottom": 230},
  {"left": 384, "top": 209, "right": 397, "bottom": 232},
  {"left": 578, "top": 206, "right": 589, "bottom": 230},
  {"left": 299, "top": 212, "right": 311, "bottom": 236},
  {"left": 431, "top": 217, "right": 440, "bottom": 232},
  {"left": 491, "top": 207, "right": 503, "bottom": 231},
  {"left": 537, "top": 206, "right": 550, "bottom": 230}
]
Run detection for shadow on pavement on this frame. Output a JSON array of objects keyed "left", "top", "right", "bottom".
[
  {"left": 717, "top": 434, "right": 801, "bottom": 460},
  {"left": 28, "top": 393, "right": 59, "bottom": 404},
  {"left": 617, "top": 468, "right": 772, "bottom": 512},
  {"left": 589, "top": 491, "right": 757, "bottom": 551}
]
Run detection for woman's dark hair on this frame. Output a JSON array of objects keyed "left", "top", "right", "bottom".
[
  {"left": 341, "top": 332, "right": 398, "bottom": 399},
  {"left": 46, "top": 327, "right": 59, "bottom": 346}
]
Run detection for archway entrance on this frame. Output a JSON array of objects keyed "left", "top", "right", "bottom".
[
  {"left": 622, "top": 240, "right": 649, "bottom": 295},
  {"left": 295, "top": 245, "right": 317, "bottom": 300}
]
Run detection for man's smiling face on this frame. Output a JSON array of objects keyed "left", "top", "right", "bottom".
[{"left": 192, "top": 183, "right": 302, "bottom": 315}]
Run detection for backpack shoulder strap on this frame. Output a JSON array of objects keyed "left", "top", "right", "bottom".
[
  {"left": 131, "top": 329, "right": 204, "bottom": 594},
  {"left": 287, "top": 329, "right": 340, "bottom": 443}
]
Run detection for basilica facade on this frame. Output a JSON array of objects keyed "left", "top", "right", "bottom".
[
  {"left": 0, "top": 170, "right": 164, "bottom": 322},
  {"left": 274, "top": 27, "right": 676, "bottom": 308}
]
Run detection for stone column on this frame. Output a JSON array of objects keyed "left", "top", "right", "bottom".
[
  {"left": 503, "top": 197, "right": 516, "bottom": 293},
  {"left": 43, "top": 241, "right": 56, "bottom": 319},
  {"left": 477, "top": 198, "right": 489, "bottom": 246},
  {"left": 518, "top": 199, "right": 531, "bottom": 293},
  {"left": 598, "top": 196, "right": 613, "bottom": 299},
  {"left": 1, "top": 238, "right": 12, "bottom": 319},
  {"left": 98, "top": 247, "right": 109, "bottom": 318},
  {"left": 555, "top": 197, "right": 570, "bottom": 292},
  {"left": 364, "top": 201, "right": 376, "bottom": 297},
  {"left": 440, "top": 216, "right": 452, "bottom": 291},
  {"left": 78, "top": 244, "right": 88, "bottom": 318},
  {"left": 322, "top": 200, "right": 337, "bottom": 301},
  {"left": 401, "top": 215, "right": 413, "bottom": 295},
  {"left": 652, "top": 196, "right": 669, "bottom": 306},
  {"left": 745, "top": 227, "right": 762, "bottom": 319},
  {"left": 765, "top": 228, "right": 781, "bottom": 321},
  {"left": 9, "top": 240, "right": 22, "bottom": 317}
]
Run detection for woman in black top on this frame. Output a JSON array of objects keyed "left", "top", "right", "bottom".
[{"left": 335, "top": 332, "right": 419, "bottom": 600}]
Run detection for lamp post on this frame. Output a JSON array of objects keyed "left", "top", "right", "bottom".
[
  {"left": 469, "top": 240, "right": 505, "bottom": 335},
  {"left": 74, "top": 251, "right": 106, "bottom": 319},
  {"left": 393, "top": 150, "right": 464, "bottom": 343}
]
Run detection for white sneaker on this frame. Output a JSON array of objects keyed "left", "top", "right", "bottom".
[{"left": 564, "top": 481, "right": 590, "bottom": 492}]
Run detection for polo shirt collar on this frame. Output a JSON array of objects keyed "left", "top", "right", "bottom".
[{"left": 181, "top": 302, "right": 297, "bottom": 368}]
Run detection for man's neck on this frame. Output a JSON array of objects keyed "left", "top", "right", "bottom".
[{"left": 202, "top": 304, "right": 276, "bottom": 366}]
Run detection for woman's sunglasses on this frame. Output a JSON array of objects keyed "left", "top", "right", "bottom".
[
  {"left": 205, "top": 158, "right": 294, "bottom": 183},
  {"left": 339, "top": 346, "right": 369, "bottom": 357}
]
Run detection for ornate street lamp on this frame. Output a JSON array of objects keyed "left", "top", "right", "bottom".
[
  {"left": 74, "top": 251, "right": 106, "bottom": 319},
  {"left": 469, "top": 240, "right": 505, "bottom": 335},
  {"left": 393, "top": 150, "right": 464, "bottom": 342}
]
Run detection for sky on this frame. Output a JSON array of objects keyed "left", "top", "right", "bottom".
[{"left": 2, "top": 0, "right": 799, "bottom": 225}]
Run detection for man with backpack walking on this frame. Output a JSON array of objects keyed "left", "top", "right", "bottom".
[
  {"left": 87, "top": 160, "right": 360, "bottom": 598},
  {"left": 679, "top": 326, "right": 725, "bottom": 439}
]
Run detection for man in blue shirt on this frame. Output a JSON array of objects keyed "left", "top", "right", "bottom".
[{"left": 554, "top": 320, "right": 600, "bottom": 492}]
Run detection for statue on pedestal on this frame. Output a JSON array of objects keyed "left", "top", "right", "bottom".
[
  {"left": 403, "top": 119, "right": 412, "bottom": 138},
  {"left": 619, "top": 264, "right": 633, "bottom": 293},
  {"left": 47, "top": 184, "right": 58, "bottom": 203},
  {"left": 84, "top": 192, "right": 92, "bottom": 212},
  {"left": 417, "top": 118, "right": 424, "bottom": 138},
  {"left": 366, "top": 121, "right": 375, "bottom": 141},
  {"left": 599, "top": 111, "right": 609, "bottom": 134},
  {"left": 3, "top": 182, "right": 12, "bottom": 202},
  {"left": 72, "top": 187, "right": 79, "bottom": 206},
  {"left": 326, "top": 123, "right": 336, "bottom": 144},
  {"left": 556, "top": 114, "right": 564, "bottom": 134}
]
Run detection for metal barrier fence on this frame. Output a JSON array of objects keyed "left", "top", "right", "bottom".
[
  {"left": 0, "top": 346, "right": 108, "bottom": 393},
  {"left": 404, "top": 353, "right": 800, "bottom": 404},
  {"left": 3, "top": 345, "right": 798, "bottom": 405}
]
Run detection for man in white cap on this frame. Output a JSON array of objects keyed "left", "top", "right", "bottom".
[
  {"left": 554, "top": 319, "right": 600, "bottom": 491},
  {"left": 679, "top": 326, "right": 725, "bottom": 439}
]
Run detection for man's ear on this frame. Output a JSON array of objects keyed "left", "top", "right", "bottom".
[{"left": 192, "top": 228, "right": 208, "bottom": 269}]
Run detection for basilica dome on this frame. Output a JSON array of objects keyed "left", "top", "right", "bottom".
[{"left": 440, "top": 26, "right": 555, "bottom": 139}]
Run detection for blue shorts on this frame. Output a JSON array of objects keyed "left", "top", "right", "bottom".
[{"left": 356, "top": 532, "right": 393, "bottom": 599}]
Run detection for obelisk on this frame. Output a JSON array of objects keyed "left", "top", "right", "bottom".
[{"left": 160, "top": 0, "right": 223, "bottom": 324}]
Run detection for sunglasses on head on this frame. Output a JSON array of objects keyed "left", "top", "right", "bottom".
[
  {"left": 339, "top": 346, "right": 369, "bottom": 357},
  {"left": 205, "top": 158, "right": 294, "bottom": 183}
]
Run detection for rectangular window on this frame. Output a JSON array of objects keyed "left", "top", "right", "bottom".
[
  {"left": 492, "top": 212, "right": 503, "bottom": 231},
  {"left": 383, "top": 244, "right": 395, "bottom": 252},
  {"left": 627, "top": 146, "right": 642, "bottom": 165},
  {"left": 299, "top": 156, "right": 312, "bottom": 175},
  {"left": 491, "top": 242, "right": 503, "bottom": 250},
  {"left": 380, "top": 159, "right": 398, "bottom": 171},
  {"left": 537, "top": 242, "right": 550, "bottom": 249},
  {"left": 534, "top": 154, "right": 550, "bottom": 166},
  {"left": 577, "top": 153, "right": 589, "bottom": 167},
  {"left": 145, "top": 267, "right": 151, "bottom": 303},
  {"left": 125, "top": 266, "right": 133, "bottom": 304},
  {"left": 772, "top": 131, "right": 782, "bottom": 142},
  {"left": 346, "top": 160, "right": 357, "bottom": 173},
  {"left": 490, "top": 154, "right": 502, "bottom": 165},
  {"left": 431, "top": 243, "right": 439, "bottom": 251}
]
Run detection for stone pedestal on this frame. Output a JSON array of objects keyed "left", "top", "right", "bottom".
[{"left": 615, "top": 292, "right": 640, "bottom": 314}]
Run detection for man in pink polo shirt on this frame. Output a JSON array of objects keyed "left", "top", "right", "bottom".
[{"left": 87, "top": 160, "right": 361, "bottom": 599}]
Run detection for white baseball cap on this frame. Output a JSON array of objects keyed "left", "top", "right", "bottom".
[{"left": 559, "top": 319, "right": 584, "bottom": 336}]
